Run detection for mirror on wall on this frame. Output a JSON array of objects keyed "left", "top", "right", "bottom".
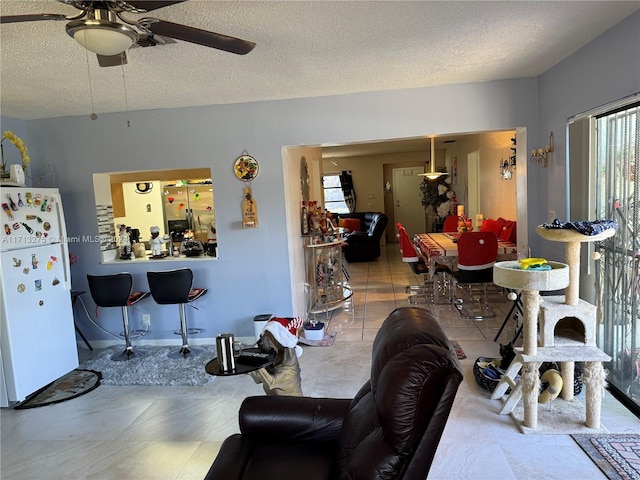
[{"left": 93, "top": 168, "right": 217, "bottom": 262}]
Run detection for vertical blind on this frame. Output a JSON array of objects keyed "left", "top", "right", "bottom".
[{"left": 595, "top": 101, "right": 639, "bottom": 412}]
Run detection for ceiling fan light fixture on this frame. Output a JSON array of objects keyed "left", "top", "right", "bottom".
[
  {"left": 66, "top": 19, "right": 138, "bottom": 56},
  {"left": 422, "top": 172, "right": 447, "bottom": 180},
  {"left": 418, "top": 136, "right": 449, "bottom": 179}
]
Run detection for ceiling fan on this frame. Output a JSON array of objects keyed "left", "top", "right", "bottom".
[{"left": 0, "top": 0, "right": 256, "bottom": 67}]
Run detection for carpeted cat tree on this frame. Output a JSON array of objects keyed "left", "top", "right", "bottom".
[{"left": 492, "top": 223, "right": 615, "bottom": 434}]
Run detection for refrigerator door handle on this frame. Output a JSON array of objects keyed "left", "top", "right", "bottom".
[{"left": 53, "top": 193, "right": 72, "bottom": 289}]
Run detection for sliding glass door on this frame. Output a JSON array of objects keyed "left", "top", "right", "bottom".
[{"left": 594, "top": 102, "right": 639, "bottom": 414}]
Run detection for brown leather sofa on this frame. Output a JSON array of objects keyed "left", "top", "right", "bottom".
[
  {"left": 204, "top": 307, "right": 463, "bottom": 480},
  {"left": 339, "top": 211, "right": 389, "bottom": 262}
]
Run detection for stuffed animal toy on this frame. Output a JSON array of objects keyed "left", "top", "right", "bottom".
[
  {"left": 538, "top": 368, "right": 563, "bottom": 403},
  {"left": 249, "top": 317, "right": 303, "bottom": 396}
]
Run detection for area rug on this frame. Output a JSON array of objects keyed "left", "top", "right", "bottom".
[
  {"left": 298, "top": 331, "right": 337, "bottom": 347},
  {"left": 80, "top": 345, "right": 216, "bottom": 386},
  {"left": 451, "top": 340, "right": 467, "bottom": 360},
  {"left": 572, "top": 433, "right": 640, "bottom": 480},
  {"left": 14, "top": 369, "right": 101, "bottom": 409}
]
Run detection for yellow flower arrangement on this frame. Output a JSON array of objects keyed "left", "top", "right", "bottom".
[{"left": 1, "top": 130, "right": 31, "bottom": 176}]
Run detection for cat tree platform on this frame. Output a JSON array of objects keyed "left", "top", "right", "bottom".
[{"left": 492, "top": 225, "right": 616, "bottom": 434}]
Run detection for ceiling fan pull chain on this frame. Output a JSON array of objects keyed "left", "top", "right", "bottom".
[
  {"left": 120, "top": 60, "right": 130, "bottom": 128},
  {"left": 83, "top": 30, "right": 97, "bottom": 121}
]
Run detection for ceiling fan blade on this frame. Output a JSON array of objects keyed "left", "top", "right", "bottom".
[
  {"left": 97, "top": 52, "right": 128, "bottom": 67},
  {"left": 125, "top": 1, "right": 187, "bottom": 12},
  {"left": 0, "top": 13, "right": 68, "bottom": 24},
  {"left": 142, "top": 19, "right": 256, "bottom": 55}
]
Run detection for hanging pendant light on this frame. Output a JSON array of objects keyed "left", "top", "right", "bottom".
[{"left": 419, "top": 137, "right": 449, "bottom": 180}]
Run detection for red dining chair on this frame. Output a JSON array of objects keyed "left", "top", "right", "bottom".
[
  {"left": 442, "top": 215, "right": 459, "bottom": 233},
  {"left": 398, "top": 225, "right": 451, "bottom": 304},
  {"left": 397, "top": 224, "right": 431, "bottom": 304},
  {"left": 452, "top": 231, "right": 498, "bottom": 319}
]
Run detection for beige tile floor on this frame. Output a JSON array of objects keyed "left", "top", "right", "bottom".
[{"left": 2, "top": 245, "right": 639, "bottom": 479}]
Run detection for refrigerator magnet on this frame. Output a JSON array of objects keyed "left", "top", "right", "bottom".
[
  {"left": 25, "top": 192, "right": 33, "bottom": 206},
  {"left": 46, "top": 260, "right": 53, "bottom": 270},
  {"left": 12, "top": 257, "right": 21, "bottom": 267},
  {"left": 2, "top": 203, "right": 13, "bottom": 220},
  {"left": 4, "top": 224, "right": 10, "bottom": 235},
  {"left": 17, "top": 193, "right": 23, "bottom": 207},
  {"left": 52, "top": 277, "right": 60, "bottom": 286},
  {"left": 17, "top": 284, "right": 25, "bottom": 293},
  {"left": 39, "top": 300, "right": 44, "bottom": 306},
  {"left": 6, "top": 194, "right": 18, "bottom": 211},
  {"left": 35, "top": 279, "right": 42, "bottom": 291},
  {"left": 31, "top": 254, "right": 38, "bottom": 269},
  {"left": 22, "top": 267, "right": 29, "bottom": 275}
]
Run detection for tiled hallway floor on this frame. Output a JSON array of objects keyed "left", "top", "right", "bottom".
[{"left": 1, "top": 245, "right": 638, "bottom": 479}]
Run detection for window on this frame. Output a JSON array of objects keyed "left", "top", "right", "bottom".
[
  {"left": 594, "top": 101, "right": 639, "bottom": 415},
  {"left": 322, "top": 173, "right": 349, "bottom": 214}
]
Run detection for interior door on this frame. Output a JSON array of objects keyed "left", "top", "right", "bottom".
[{"left": 393, "top": 167, "right": 426, "bottom": 238}]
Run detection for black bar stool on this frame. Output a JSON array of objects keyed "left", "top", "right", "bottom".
[
  {"left": 146, "top": 268, "right": 207, "bottom": 359},
  {"left": 87, "top": 273, "right": 149, "bottom": 361}
]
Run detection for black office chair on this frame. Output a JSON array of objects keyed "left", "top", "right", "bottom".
[
  {"left": 87, "top": 273, "right": 149, "bottom": 361},
  {"left": 146, "top": 268, "right": 207, "bottom": 359}
]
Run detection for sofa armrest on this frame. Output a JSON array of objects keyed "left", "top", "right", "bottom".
[
  {"left": 239, "top": 395, "right": 352, "bottom": 444},
  {"left": 344, "top": 232, "right": 372, "bottom": 244},
  {"left": 204, "top": 434, "right": 251, "bottom": 479}
]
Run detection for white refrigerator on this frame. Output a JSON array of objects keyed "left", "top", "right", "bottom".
[{"left": 1, "top": 186, "right": 79, "bottom": 406}]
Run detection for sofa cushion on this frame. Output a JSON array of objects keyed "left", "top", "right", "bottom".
[{"left": 342, "top": 217, "right": 362, "bottom": 232}]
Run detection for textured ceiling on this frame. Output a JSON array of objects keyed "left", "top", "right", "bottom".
[{"left": 1, "top": 0, "right": 638, "bottom": 121}]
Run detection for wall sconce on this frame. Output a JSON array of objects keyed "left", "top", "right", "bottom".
[{"left": 530, "top": 131, "right": 554, "bottom": 168}]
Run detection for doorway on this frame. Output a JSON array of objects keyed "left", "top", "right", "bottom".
[{"left": 393, "top": 167, "right": 426, "bottom": 238}]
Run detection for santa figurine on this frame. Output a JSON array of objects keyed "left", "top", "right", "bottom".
[{"left": 149, "top": 226, "right": 170, "bottom": 258}]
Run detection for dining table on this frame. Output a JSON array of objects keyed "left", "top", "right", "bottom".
[{"left": 414, "top": 232, "right": 517, "bottom": 278}]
